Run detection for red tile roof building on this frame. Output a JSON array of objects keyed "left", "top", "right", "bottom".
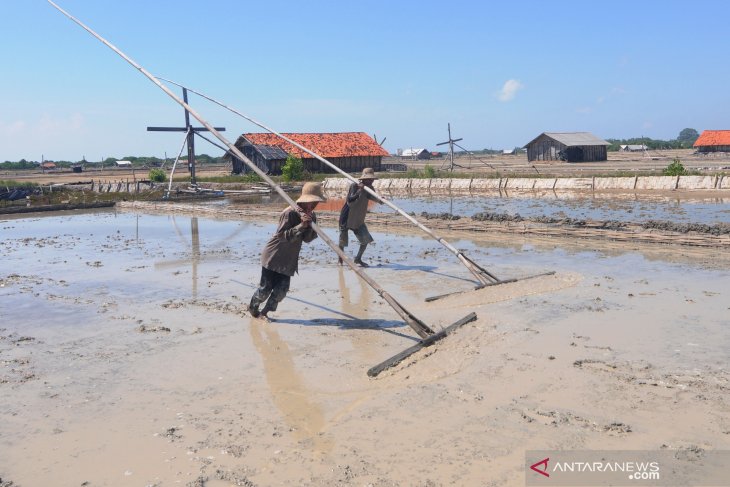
[
  {"left": 229, "top": 132, "right": 388, "bottom": 175},
  {"left": 694, "top": 130, "right": 730, "bottom": 152}
]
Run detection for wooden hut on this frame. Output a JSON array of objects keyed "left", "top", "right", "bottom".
[
  {"left": 694, "top": 130, "right": 730, "bottom": 152},
  {"left": 525, "top": 132, "right": 609, "bottom": 162},
  {"left": 227, "top": 132, "right": 389, "bottom": 175}
]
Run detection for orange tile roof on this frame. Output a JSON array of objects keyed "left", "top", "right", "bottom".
[
  {"left": 694, "top": 130, "right": 730, "bottom": 147},
  {"left": 242, "top": 132, "right": 389, "bottom": 158}
]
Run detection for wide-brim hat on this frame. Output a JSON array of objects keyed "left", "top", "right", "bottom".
[
  {"left": 359, "top": 167, "right": 378, "bottom": 180},
  {"left": 296, "top": 182, "right": 327, "bottom": 203}
]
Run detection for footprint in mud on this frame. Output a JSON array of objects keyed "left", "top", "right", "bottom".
[
  {"left": 137, "top": 324, "right": 171, "bottom": 333},
  {"left": 518, "top": 407, "right": 632, "bottom": 435}
]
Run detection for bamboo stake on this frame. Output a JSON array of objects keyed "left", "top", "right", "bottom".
[
  {"left": 155, "top": 77, "right": 498, "bottom": 285},
  {"left": 48, "top": 0, "right": 434, "bottom": 338},
  {"left": 166, "top": 128, "right": 191, "bottom": 198}
]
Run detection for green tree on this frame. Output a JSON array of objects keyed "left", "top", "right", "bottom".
[
  {"left": 663, "top": 158, "right": 686, "bottom": 176},
  {"left": 149, "top": 168, "right": 167, "bottom": 182},
  {"left": 677, "top": 128, "right": 699, "bottom": 147},
  {"left": 281, "top": 153, "right": 304, "bottom": 182},
  {"left": 423, "top": 164, "right": 436, "bottom": 178}
]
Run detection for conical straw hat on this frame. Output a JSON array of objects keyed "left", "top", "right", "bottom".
[{"left": 296, "top": 182, "right": 327, "bottom": 203}]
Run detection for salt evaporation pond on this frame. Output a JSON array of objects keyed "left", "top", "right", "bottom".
[{"left": 223, "top": 192, "right": 730, "bottom": 224}]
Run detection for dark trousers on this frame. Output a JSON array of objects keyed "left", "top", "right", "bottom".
[{"left": 250, "top": 267, "right": 290, "bottom": 313}]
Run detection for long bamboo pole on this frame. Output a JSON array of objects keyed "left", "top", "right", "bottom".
[
  {"left": 47, "top": 0, "right": 434, "bottom": 338},
  {"left": 154, "top": 77, "right": 498, "bottom": 285}
]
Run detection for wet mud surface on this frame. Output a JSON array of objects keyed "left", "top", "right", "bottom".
[{"left": 1, "top": 208, "right": 729, "bottom": 486}]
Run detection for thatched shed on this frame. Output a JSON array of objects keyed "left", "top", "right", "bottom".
[{"left": 525, "top": 132, "right": 609, "bottom": 162}]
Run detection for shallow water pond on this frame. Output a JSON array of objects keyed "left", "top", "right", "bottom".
[{"left": 219, "top": 191, "right": 730, "bottom": 224}]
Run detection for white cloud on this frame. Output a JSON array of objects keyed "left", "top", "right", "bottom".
[
  {"left": 37, "top": 113, "right": 85, "bottom": 136},
  {"left": 1, "top": 113, "right": 87, "bottom": 160},
  {"left": 496, "top": 79, "right": 524, "bottom": 102},
  {"left": 0, "top": 120, "right": 27, "bottom": 137}
]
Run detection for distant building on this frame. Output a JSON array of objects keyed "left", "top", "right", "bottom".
[
  {"left": 620, "top": 144, "right": 648, "bottom": 152},
  {"left": 502, "top": 149, "right": 516, "bottom": 155},
  {"left": 524, "top": 132, "right": 609, "bottom": 162},
  {"left": 226, "top": 132, "right": 389, "bottom": 175},
  {"left": 116, "top": 160, "right": 132, "bottom": 167},
  {"left": 694, "top": 130, "right": 730, "bottom": 152},
  {"left": 41, "top": 161, "right": 56, "bottom": 170},
  {"left": 401, "top": 148, "right": 431, "bottom": 160},
  {"left": 430, "top": 151, "right": 443, "bottom": 158}
]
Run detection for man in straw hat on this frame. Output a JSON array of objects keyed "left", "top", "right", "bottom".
[
  {"left": 338, "top": 167, "right": 382, "bottom": 267},
  {"left": 248, "top": 182, "right": 327, "bottom": 320}
]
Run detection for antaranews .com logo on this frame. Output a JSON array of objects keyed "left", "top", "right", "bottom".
[{"left": 525, "top": 450, "right": 730, "bottom": 486}]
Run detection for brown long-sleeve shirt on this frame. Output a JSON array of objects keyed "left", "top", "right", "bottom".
[
  {"left": 339, "top": 182, "right": 380, "bottom": 230},
  {"left": 260, "top": 207, "right": 318, "bottom": 277}
]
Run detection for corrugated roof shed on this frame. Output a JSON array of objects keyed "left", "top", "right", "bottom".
[
  {"left": 694, "top": 130, "right": 730, "bottom": 147},
  {"left": 401, "top": 148, "right": 428, "bottom": 157},
  {"left": 254, "top": 144, "right": 289, "bottom": 160},
  {"left": 526, "top": 132, "right": 609, "bottom": 147},
  {"left": 241, "top": 132, "right": 389, "bottom": 158}
]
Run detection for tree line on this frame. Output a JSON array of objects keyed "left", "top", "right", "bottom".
[
  {"left": 606, "top": 128, "right": 700, "bottom": 151},
  {"left": 1, "top": 154, "right": 226, "bottom": 170}
]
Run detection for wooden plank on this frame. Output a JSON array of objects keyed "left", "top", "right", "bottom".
[{"left": 367, "top": 312, "right": 477, "bottom": 377}]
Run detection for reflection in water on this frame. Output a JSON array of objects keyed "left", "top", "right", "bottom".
[
  {"left": 338, "top": 267, "right": 380, "bottom": 361},
  {"left": 191, "top": 217, "right": 200, "bottom": 299},
  {"left": 338, "top": 266, "right": 370, "bottom": 321},
  {"left": 311, "top": 197, "right": 377, "bottom": 213},
  {"left": 249, "top": 320, "right": 333, "bottom": 455},
  {"left": 155, "top": 216, "right": 250, "bottom": 300},
  {"left": 153, "top": 216, "right": 202, "bottom": 300}
]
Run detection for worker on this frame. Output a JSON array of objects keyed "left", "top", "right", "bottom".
[
  {"left": 338, "top": 167, "right": 381, "bottom": 267},
  {"left": 248, "top": 182, "right": 326, "bottom": 320}
]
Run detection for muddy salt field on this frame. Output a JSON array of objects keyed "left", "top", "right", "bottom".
[{"left": 1, "top": 192, "right": 729, "bottom": 486}]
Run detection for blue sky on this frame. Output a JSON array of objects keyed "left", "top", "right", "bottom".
[{"left": 2, "top": 0, "right": 728, "bottom": 161}]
